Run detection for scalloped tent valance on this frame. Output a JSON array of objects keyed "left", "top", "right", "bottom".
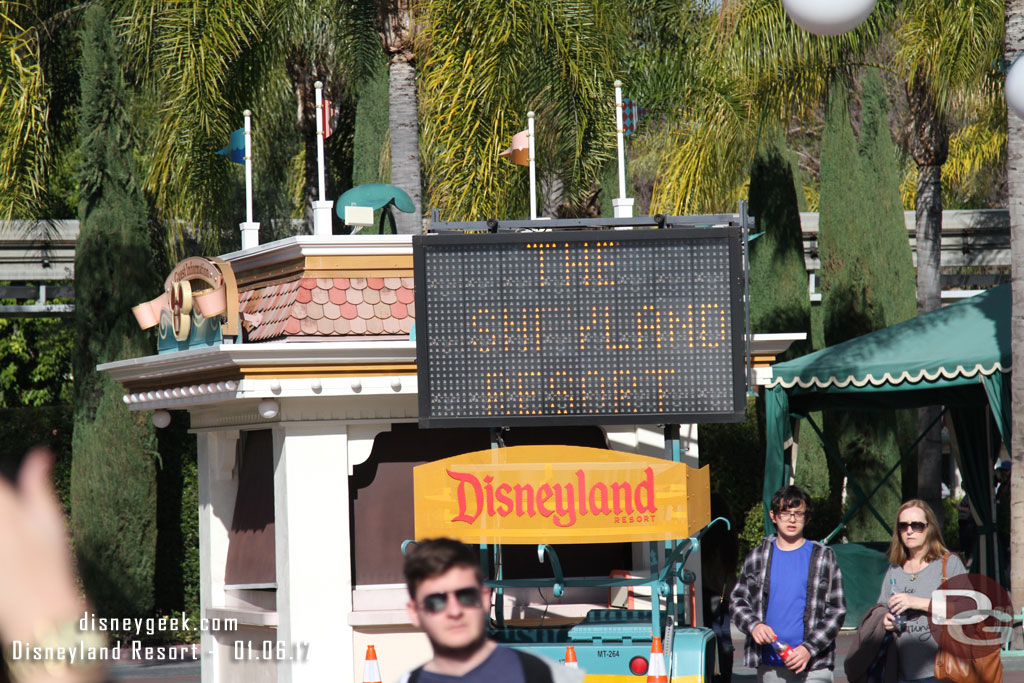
[
  {"left": 762, "top": 285, "right": 1011, "bottom": 595},
  {"left": 769, "top": 284, "right": 1009, "bottom": 393}
]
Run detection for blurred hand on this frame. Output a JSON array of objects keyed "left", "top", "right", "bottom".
[{"left": 0, "top": 448, "right": 85, "bottom": 645}]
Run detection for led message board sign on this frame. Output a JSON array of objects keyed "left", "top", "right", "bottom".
[{"left": 413, "top": 228, "right": 746, "bottom": 427}]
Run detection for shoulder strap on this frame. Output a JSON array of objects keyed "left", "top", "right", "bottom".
[
  {"left": 514, "top": 650, "right": 555, "bottom": 683},
  {"left": 941, "top": 553, "right": 949, "bottom": 582}
]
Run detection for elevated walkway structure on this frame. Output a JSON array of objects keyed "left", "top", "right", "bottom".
[{"left": 0, "top": 211, "right": 1011, "bottom": 316}]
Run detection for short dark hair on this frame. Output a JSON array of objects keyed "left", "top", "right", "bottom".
[
  {"left": 770, "top": 485, "right": 812, "bottom": 518},
  {"left": 404, "top": 538, "right": 485, "bottom": 598}
]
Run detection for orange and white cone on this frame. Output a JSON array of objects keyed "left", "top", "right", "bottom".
[
  {"left": 564, "top": 645, "right": 579, "bottom": 669},
  {"left": 647, "top": 637, "right": 668, "bottom": 683},
  {"left": 363, "top": 644, "right": 382, "bottom": 683}
]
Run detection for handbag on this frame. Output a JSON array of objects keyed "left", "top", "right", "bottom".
[{"left": 933, "top": 555, "right": 1004, "bottom": 682}]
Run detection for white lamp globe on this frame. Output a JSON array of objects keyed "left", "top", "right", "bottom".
[
  {"left": 151, "top": 410, "right": 172, "bottom": 429},
  {"left": 782, "top": 0, "right": 876, "bottom": 36},
  {"left": 1007, "top": 58, "right": 1024, "bottom": 119},
  {"left": 258, "top": 399, "right": 280, "bottom": 419}
]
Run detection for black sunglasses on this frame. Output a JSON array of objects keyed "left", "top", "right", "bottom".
[
  {"left": 418, "top": 587, "right": 483, "bottom": 614},
  {"left": 898, "top": 521, "right": 928, "bottom": 533}
]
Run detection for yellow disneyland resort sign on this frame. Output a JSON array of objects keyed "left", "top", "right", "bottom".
[{"left": 414, "top": 445, "right": 709, "bottom": 544}]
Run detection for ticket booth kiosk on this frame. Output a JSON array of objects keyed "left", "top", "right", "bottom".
[{"left": 101, "top": 214, "right": 800, "bottom": 682}]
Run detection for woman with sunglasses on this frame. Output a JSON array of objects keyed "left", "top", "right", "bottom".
[{"left": 877, "top": 499, "right": 965, "bottom": 683}]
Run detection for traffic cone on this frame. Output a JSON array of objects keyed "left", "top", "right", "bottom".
[
  {"left": 647, "top": 637, "right": 668, "bottom": 683},
  {"left": 363, "top": 644, "right": 382, "bottom": 683},
  {"left": 564, "top": 645, "right": 579, "bottom": 669}
]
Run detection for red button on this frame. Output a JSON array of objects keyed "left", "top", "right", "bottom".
[{"left": 629, "top": 656, "right": 648, "bottom": 675}]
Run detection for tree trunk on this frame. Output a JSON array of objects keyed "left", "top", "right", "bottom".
[
  {"left": 287, "top": 53, "right": 320, "bottom": 229},
  {"left": 907, "top": 75, "right": 948, "bottom": 520},
  {"left": 1005, "top": 0, "right": 1024, "bottom": 618},
  {"left": 388, "top": 55, "right": 421, "bottom": 234}
]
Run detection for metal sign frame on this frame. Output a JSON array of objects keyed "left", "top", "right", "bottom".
[{"left": 413, "top": 222, "right": 748, "bottom": 428}]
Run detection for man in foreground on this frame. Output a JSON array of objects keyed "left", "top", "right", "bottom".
[{"left": 401, "top": 538, "right": 584, "bottom": 683}]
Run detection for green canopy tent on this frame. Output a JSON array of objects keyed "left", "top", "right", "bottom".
[{"left": 763, "top": 285, "right": 1010, "bottom": 616}]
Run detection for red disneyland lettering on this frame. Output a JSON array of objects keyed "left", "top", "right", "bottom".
[
  {"left": 446, "top": 466, "right": 658, "bottom": 527},
  {"left": 447, "top": 469, "right": 483, "bottom": 523}
]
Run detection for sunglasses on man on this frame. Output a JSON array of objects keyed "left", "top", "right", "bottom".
[
  {"left": 417, "top": 587, "right": 483, "bottom": 614},
  {"left": 898, "top": 521, "right": 927, "bottom": 533}
]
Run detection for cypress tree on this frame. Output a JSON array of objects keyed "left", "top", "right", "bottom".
[
  {"left": 857, "top": 70, "right": 919, "bottom": 505},
  {"left": 71, "top": 4, "right": 158, "bottom": 618},
  {"left": 746, "top": 138, "right": 832, "bottom": 505},
  {"left": 818, "top": 74, "right": 915, "bottom": 541},
  {"left": 747, "top": 137, "right": 812, "bottom": 357},
  {"left": 856, "top": 70, "right": 917, "bottom": 329},
  {"left": 352, "top": 54, "right": 391, "bottom": 187}
]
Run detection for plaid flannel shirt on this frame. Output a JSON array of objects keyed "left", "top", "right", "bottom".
[{"left": 729, "top": 535, "right": 846, "bottom": 671}]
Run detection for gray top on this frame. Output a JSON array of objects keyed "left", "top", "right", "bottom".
[{"left": 876, "top": 554, "right": 966, "bottom": 680}]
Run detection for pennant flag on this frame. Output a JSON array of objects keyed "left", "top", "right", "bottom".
[
  {"left": 622, "top": 98, "right": 640, "bottom": 136},
  {"left": 216, "top": 128, "right": 245, "bottom": 164},
  {"left": 323, "top": 99, "right": 341, "bottom": 139},
  {"left": 499, "top": 129, "right": 530, "bottom": 166}
]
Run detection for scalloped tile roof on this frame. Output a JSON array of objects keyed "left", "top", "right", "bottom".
[{"left": 239, "top": 277, "right": 415, "bottom": 341}]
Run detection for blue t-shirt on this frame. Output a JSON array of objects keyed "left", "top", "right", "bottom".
[
  {"left": 416, "top": 645, "right": 525, "bottom": 683},
  {"left": 761, "top": 540, "right": 813, "bottom": 665}
]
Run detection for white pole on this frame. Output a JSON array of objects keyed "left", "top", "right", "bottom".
[
  {"left": 612, "top": 80, "right": 634, "bottom": 219},
  {"left": 240, "top": 109, "right": 260, "bottom": 248},
  {"left": 311, "top": 81, "right": 334, "bottom": 237},
  {"left": 315, "top": 81, "right": 326, "bottom": 202},
  {"left": 615, "top": 80, "right": 626, "bottom": 199},
  {"left": 528, "top": 111, "right": 537, "bottom": 220},
  {"left": 244, "top": 109, "right": 254, "bottom": 224}
]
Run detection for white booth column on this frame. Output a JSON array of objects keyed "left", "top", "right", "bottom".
[
  {"left": 197, "top": 429, "right": 241, "bottom": 683},
  {"left": 272, "top": 424, "right": 353, "bottom": 683}
]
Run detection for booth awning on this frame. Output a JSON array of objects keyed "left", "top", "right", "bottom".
[
  {"left": 763, "top": 285, "right": 1011, "bottom": 602},
  {"left": 769, "top": 284, "right": 1008, "bottom": 397}
]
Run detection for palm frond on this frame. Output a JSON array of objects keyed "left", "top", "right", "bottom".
[{"left": 418, "top": 0, "right": 623, "bottom": 220}]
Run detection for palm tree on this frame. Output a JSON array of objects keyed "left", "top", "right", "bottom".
[
  {"left": 892, "top": 0, "right": 1003, "bottom": 517},
  {"left": 646, "top": 0, "right": 884, "bottom": 215},
  {"left": 416, "top": 0, "right": 625, "bottom": 221},
  {"left": 377, "top": 0, "right": 421, "bottom": 234},
  {"left": 1004, "top": 0, "right": 1024, "bottom": 619},
  {"left": 0, "top": 0, "right": 82, "bottom": 223},
  {"left": 647, "top": 0, "right": 1002, "bottom": 521},
  {"left": 104, "top": 0, "right": 382, "bottom": 254}
]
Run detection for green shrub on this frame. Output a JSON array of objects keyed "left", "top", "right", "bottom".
[
  {"left": 699, "top": 396, "right": 764, "bottom": 535},
  {"left": 738, "top": 503, "right": 765, "bottom": 559},
  {"left": 72, "top": 374, "right": 157, "bottom": 618},
  {"left": 71, "top": 5, "right": 159, "bottom": 619},
  {"left": 942, "top": 497, "right": 960, "bottom": 551}
]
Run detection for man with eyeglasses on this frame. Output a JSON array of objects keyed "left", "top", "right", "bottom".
[
  {"left": 730, "top": 486, "right": 846, "bottom": 682},
  {"left": 401, "top": 538, "right": 584, "bottom": 683}
]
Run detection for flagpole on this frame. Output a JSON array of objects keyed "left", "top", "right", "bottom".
[
  {"left": 528, "top": 111, "right": 537, "bottom": 220},
  {"left": 612, "top": 80, "right": 634, "bottom": 219},
  {"left": 240, "top": 109, "right": 260, "bottom": 248},
  {"left": 315, "top": 81, "right": 326, "bottom": 202},
  {"left": 312, "top": 81, "right": 334, "bottom": 237}
]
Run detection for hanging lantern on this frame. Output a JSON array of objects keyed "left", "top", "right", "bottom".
[
  {"left": 1007, "top": 58, "right": 1024, "bottom": 119},
  {"left": 781, "top": 0, "right": 876, "bottom": 36}
]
